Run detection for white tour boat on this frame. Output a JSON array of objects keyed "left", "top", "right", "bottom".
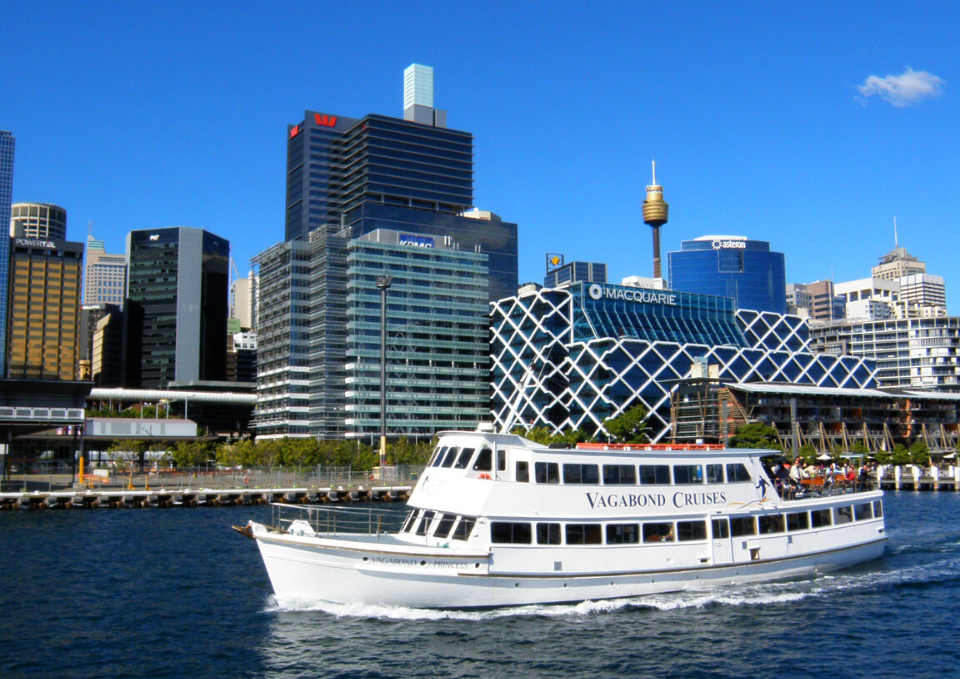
[{"left": 244, "top": 426, "right": 886, "bottom": 609}]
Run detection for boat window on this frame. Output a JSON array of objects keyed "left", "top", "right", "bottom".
[
  {"left": 566, "top": 524, "right": 602, "bottom": 545},
  {"left": 605, "top": 523, "right": 639, "bottom": 544},
  {"left": 811, "top": 509, "right": 832, "bottom": 528},
  {"left": 491, "top": 522, "right": 532, "bottom": 544},
  {"left": 673, "top": 465, "right": 703, "bottom": 484},
  {"left": 726, "top": 463, "right": 752, "bottom": 483},
  {"left": 603, "top": 464, "right": 636, "bottom": 485},
  {"left": 563, "top": 464, "right": 599, "bottom": 485},
  {"left": 434, "top": 514, "right": 456, "bottom": 539},
  {"left": 854, "top": 503, "right": 873, "bottom": 521},
  {"left": 401, "top": 510, "right": 417, "bottom": 533},
  {"left": 706, "top": 464, "right": 724, "bottom": 484},
  {"left": 516, "top": 461, "right": 529, "bottom": 483},
  {"left": 759, "top": 515, "right": 785, "bottom": 534},
  {"left": 453, "top": 447, "right": 475, "bottom": 469},
  {"left": 834, "top": 506, "right": 853, "bottom": 525},
  {"left": 429, "top": 446, "right": 446, "bottom": 467},
  {"left": 473, "top": 448, "right": 493, "bottom": 472},
  {"left": 677, "top": 520, "right": 707, "bottom": 541},
  {"left": 730, "top": 516, "right": 756, "bottom": 536},
  {"left": 415, "top": 510, "right": 436, "bottom": 536},
  {"left": 498, "top": 449, "right": 506, "bottom": 472},
  {"left": 452, "top": 517, "right": 476, "bottom": 540},
  {"left": 535, "top": 462, "right": 560, "bottom": 484},
  {"left": 873, "top": 500, "right": 883, "bottom": 518},
  {"left": 440, "top": 447, "right": 460, "bottom": 468},
  {"left": 639, "top": 465, "right": 671, "bottom": 485},
  {"left": 712, "top": 518, "right": 730, "bottom": 539},
  {"left": 643, "top": 522, "right": 675, "bottom": 542},
  {"left": 786, "top": 512, "right": 809, "bottom": 532},
  {"left": 536, "top": 522, "right": 561, "bottom": 544}
]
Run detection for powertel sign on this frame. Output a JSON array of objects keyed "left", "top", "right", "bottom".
[{"left": 588, "top": 284, "right": 677, "bottom": 306}]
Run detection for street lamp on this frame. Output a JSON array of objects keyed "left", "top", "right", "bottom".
[{"left": 376, "top": 275, "right": 392, "bottom": 482}]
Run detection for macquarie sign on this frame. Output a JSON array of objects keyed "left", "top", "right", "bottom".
[{"left": 587, "top": 284, "right": 677, "bottom": 306}]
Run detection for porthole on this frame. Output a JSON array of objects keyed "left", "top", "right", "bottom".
[{"left": 420, "top": 560, "right": 427, "bottom": 567}]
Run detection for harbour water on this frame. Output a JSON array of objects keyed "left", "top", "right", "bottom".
[{"left": 2, "top": 492, "right": 959, "bottom": 679}]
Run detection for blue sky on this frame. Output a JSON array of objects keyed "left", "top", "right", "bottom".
[{"left": 3, "top": 1, "right": 957, "bottom": 307}]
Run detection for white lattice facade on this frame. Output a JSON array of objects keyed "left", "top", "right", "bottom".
[{"left": 491, "top": 283, "right": 878, "bottom": 442}]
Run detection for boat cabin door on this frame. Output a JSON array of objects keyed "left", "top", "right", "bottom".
[{"left": 711, "top": 518, "right": 734, "bottom": 565}]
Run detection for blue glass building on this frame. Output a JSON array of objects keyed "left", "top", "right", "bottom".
[
  {"left": 0, "top": 131, "right": 14, "bottom": 374},
  {"left": 667, "top": 236, "right": 786, "bottom": 314}
]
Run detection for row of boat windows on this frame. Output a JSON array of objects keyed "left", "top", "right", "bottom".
[
  {"left": 525, "top": 462, "right": 752, "bottom": 486},
  {"left": 400, "top": 501, "right": 883, "bottom": 545},
  {"left": 426, "top": 444, "right": 753, "bottom": 486},
  {"left": 489, "top": 501, "right": 883, "bottom": 545}
]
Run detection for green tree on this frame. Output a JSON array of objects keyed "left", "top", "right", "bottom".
[
  {"left": 798, "top": 443, "right": 818, "bottom": 465},
  {"left": 909, "top": 440, "right": 930, "bottom": 466},
  {"left": 604, "top": 404, "right": 651, "bottom": 444},
  {"left": 891, "top": 444, "right": 911, "bottom": 466},
  {"left": 171, "top": 440, "right": 215, "bottom": 468},
  {"left": 729, "top": 423, "right": 782, "bottom": 451}
]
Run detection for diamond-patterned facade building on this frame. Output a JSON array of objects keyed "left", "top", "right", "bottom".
[{"left": 491, "top": 283, "right": 878, "bottom": 442}]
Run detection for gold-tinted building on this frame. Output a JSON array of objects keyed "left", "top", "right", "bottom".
[{"left": 7, "top": 237, "right": 84, "bottom": 380}]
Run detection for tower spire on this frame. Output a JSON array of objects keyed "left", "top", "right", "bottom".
[
  {"left": 642, "top": 160, "right": 669, "bottom": 279},
  {"left": 894, "top": 216, "right": 898, "bottom": 249}
]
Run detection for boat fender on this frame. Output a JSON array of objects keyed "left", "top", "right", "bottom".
[{"left": 478, "top": 473, "right": 492, "bottom": 480}]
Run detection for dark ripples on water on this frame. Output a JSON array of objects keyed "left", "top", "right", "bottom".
[{"left": 2, "top": 493, "right": 960, "bottom": 678}]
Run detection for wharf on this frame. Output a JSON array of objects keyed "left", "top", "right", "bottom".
[
  {"left": 0, "top": 485, "right": 411, "bottom": 510},
  {"left": 879, "top": 477, "right": 960, "bottom": 491}
]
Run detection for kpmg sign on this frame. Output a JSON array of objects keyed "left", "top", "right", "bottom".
[
  {"left": 399, "top": 234, "right": 435, "bottom": 248},
  {"left": 588, "top": 284, "right": 676, "bottom": 306}
]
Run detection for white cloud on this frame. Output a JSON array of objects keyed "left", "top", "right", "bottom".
[{"left": 857, "top": 67, "right": 944, "bottom": 107}]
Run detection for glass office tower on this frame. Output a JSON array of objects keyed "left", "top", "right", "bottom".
[
  {"left": 126, "top": 227, "right": 229, "bottom": 388},
  {"left": 283, "top": 66, "right": 518, "bottom": 302},
  {"left": 667, "top": 236, "right": 787, "bottom": 314},
  {"left": 0, "top": 131, "right": 15, "bottom": 374}
]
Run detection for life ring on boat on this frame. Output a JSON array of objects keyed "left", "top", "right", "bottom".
[
  {"left": 243, "top": 475, "right": 250, "bottom": 485},
  {"left": 368, "top": 474, "right": 375, "bottom": 481},
  {"left": 478, "top": 473, "right": 492, "bottom": 480}
]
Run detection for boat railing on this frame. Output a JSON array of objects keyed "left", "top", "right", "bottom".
[
  {"left": 268, "top": 502, "right": 409, "bottom": 538},
  {"left": 781, "top": 479, "right": 878, "bottom": 501}
]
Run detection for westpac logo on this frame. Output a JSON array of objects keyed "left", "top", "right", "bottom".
[
  {"left": 289, "top": 124, "right": 301, "bottom": 138},
  {"left": 314, "top": 114, "right": 337, "bottom": 127},
  {"left": 149, "top": 235, "right": 160, "bottom": 241}
]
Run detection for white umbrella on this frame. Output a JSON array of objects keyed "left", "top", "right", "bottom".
[
  {"left": 816, "top": 453, "right": 832, "bottom": 461},
  {"left": 945, "top": 452, "right": 957, "bottom": 460}
]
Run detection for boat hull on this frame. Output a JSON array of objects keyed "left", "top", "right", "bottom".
[{"left": 253, "top": 528, "right": 886, "bottom": 609}]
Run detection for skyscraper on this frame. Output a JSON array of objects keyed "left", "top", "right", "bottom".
[
  {"left": 126, "top": 227, "right": 229, "bottom": 388},
  {"left": 10, "top": 203, "right": 67, "bottom": 240},
  {"left": 7, "top": 236, "right": 84, "bottom": 380},
  {"left": 283, "top": 65, "right": 517, "bottom": 302},
  {"left": 0, "top": 131, "right": 15, "bottom": 373},
  {"left": 84, "top": 234, "right": 127, "bottom": 307},
  {"left": 667, "top": 236, "right": 787, "bottom": 314}
]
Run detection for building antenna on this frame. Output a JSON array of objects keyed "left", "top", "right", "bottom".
[
  {"left": 894, "top": 216, "right": 898, "bottom": 248},
  {"left": 88, "top": 220, "right": 93, "bottom": 239}
]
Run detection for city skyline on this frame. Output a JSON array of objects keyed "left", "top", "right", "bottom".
[{"left": 2, "top": 2, "right": 958, "bottom": 309}]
